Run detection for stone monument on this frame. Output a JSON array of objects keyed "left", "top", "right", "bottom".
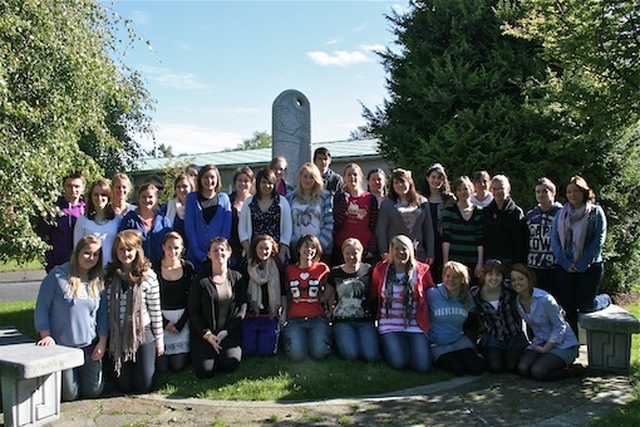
[{"left": 272, "top": 89, "right": 311, "bottom": 188}]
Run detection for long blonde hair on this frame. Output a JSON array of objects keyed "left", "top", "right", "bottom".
[
  {"left": 67, "top": 235, "right": 104, "bottom": 299},
  {"left": 295, "top": 162, "right": 325, "bottom": 205}
]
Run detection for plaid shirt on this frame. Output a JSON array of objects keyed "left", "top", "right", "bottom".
[{"left": 470, "top": 284, "right": 523, "bottom": 341}]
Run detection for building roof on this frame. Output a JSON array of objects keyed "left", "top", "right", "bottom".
[{"left": 134, "top": 138, "right": 382, "bottom": 173}]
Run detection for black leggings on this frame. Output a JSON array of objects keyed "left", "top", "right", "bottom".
[
  {"left": 517, "top": 350, "right": 568, "bottom": 381},
  {"left": 156, "top": 353, "right": 189, "bottom": 373},
  {"left": 436, "top": 348, "right": 484, "bottom": 376},
  {"left": 482, "top": 347, "right": 524, "bottom": 374},
  {"left": 191, "top": 336, "right": 242, "bottom": 379}
]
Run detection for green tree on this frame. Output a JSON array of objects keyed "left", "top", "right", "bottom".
[
  {"left": 230, "top": 130, "right": 272, "bottom": 151},
  {"left": 364, "top": 0, "right": 554, "bottom": 199},
  {"left": 364, "top": 0, "right": 640, "bottom": 291},
  {"left": 497, "top": 0, "right": 640, "bottom": 291},
  {"left": 0, "top": 0, "right": 154, "bottom": 262}
]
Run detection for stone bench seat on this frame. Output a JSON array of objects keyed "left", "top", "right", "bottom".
[
  {"left": 578, "top": 304, "right": 640, "bottom": 374},
  {"left": 0, "top": 326, "right": 84, "bottom": 427}
]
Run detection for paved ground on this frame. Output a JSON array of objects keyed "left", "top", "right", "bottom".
[{"left": 1, "top": 271, "right": 636, "bottom": 426}]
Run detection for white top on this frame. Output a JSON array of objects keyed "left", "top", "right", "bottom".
[{"left": 73, "top": 215, "right": 121, "bottom": 266}]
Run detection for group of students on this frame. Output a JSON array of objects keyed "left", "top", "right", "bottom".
[{"left": 33, "top": 147, "right": 611, "bottom": 402}]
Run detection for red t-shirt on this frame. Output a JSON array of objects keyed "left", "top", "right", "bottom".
[
  {"left": 285, "top": 262, "right": 330, "bottom": 319},
  {"left": 334, "top": 192, "right": 373, "bottom": 248}
]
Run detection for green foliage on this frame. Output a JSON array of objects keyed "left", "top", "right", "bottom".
[
  {"left": 0, "top": 0, "right": 154, "bottom": 262},
  {"left": 364, "top": 0, "right": 640, "bottom": 292},
  {"left": 228, "top": 130, "right": 272, "bottom": 151}
]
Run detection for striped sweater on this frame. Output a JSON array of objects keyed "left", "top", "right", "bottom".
[{"left": 442, "top": 204, "right": 484, "bottom": 267}]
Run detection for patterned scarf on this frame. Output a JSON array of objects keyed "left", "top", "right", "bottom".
[
  {"left": 557, "top": 202, "right": 593, "bottom": 263},
  {"left": 247, "top": 258, "right": 281, "bottom": 316},
  {"left": 383, "top": 263, "right": 415, "bottom": 327},
  {"left": 108, "top": 271, "right": 145, "bottom": 377}
]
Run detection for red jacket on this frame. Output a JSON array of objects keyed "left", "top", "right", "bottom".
[{"left": 370, "top": 260, "right": 435, "bottom": 334}]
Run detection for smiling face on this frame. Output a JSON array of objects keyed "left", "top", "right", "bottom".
[
  {"left": 427, "top": 171, "right": 443, "bottom": 192},
  {"left": 368, "top": 172, "right": 385, "bottom": 195},
  {"left": 91, "top": 186, "right": 110, "bottom": 212},
  {"left": 565, "top": 183, "right": 585, "bottom": 208},
  {"left": 259, "top": 176, "right": 275, "bottom": 198},
  {"left": 175, "top": 178, "right": 192, "bottom": 204},
  {"left": 255, "top": 239, "right": 274, "bottom": 263},
  {"left": 116, "top": 242, "right": 137, "bottom": 267},
  {"left": 342, "top": 244, "right": 362, "bottom": 269},
  {"left": 299, "top": 241, "right": 317, "bottom": 262},
  {"left": 299, "top": 170, "right": 316, "bottom": 193},
  {"left": 234, "top": 173, "right": 252, "bottom": 196},
  {"left": 77, "top": 242, "right": 101, "bottom": 275},
  {"left": 510, "top": 270, "right": 532, "bottom": 296},
  {"left": 344, "top": 167, "right": 361, "bottom": 192},
  {"left": 535, "top": 184, "right": 554, "bottom": 206},
  {"left": 200, "top": 170, "right": 218, "bottom": 194},
  {"left": 392, "top": 177, "right": 410, "bottom": 198},
  {"left": 137, "top": 188, "right": 157, "bottom": 213},
  {"left": 455, "top": 181, "right": 472, "bottom": 202},
  {"left": 162, "top": 237, "right": 183, "bottom": 261},
  {"left": 272, "top": 159, "right": 287, "bottom": 182},
  {"left": 491, "top": 181, "right": 507, "bottom": 204},
  {"left": 443, "top": 268, "right": 462, "bottom": 296},
  {"left": 484, "top": 269, "right": 503, "bottom": 291},
  {"left": 112, "top": 178, "right": 130, "bottom": 202}
]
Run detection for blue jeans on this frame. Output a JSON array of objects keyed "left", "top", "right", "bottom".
[
  {"left": 61, "top": 348, "right": 104, "bottom": 401},
  {"left": 282, "top": 317, "right": 331, "bottom": 361},
  {"left": 333, "top": 321, "right": 379, "bottom": 362},
  {"left": 379, "top": 331, "right": 431, "bottom": 372}
]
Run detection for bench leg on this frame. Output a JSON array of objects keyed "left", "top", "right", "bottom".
[
  {"left": 586, "top": 329, "right": 632, "bottom": 374},
  {"left": 2, "top": 371, "right": 61, "bottom": 427}
]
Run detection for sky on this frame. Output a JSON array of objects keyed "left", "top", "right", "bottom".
[{"left": 102, "top": 0, "right": 407, "bottom": 155}]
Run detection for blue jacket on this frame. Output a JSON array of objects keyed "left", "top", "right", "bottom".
[
  {"left": 551, "top": 204, "right": 606, "bottom": 272},
  {"left": 119, "top": 209, "right": 172, "bottom": 263},
  {"left": 184, "top": 191, "right": 232, "bottom": 272},
  {"left": 34, "top": 263, "right": 108, "bottom": 348}
]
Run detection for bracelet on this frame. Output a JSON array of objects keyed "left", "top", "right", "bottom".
[{"left": 203, "top": 330, "right": 213, "bottom": 341}]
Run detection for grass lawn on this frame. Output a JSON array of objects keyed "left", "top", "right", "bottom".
[
  {"left": 0, "top": 300, "right": 451, "bottom": 400},
  {"left": 0, "top": 259, "right": 42, "bottom": 272}
]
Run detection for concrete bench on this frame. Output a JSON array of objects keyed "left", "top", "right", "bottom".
[
  {"left": 0, "top": 326, "right": 84, "bottom": 427},
  {"left": 578, "top": 304, "right": 640, "bottom": 374}
]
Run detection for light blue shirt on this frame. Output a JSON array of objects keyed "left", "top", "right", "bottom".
[{"left": 516, "top": 288, "right": 578, "bottom": 349}]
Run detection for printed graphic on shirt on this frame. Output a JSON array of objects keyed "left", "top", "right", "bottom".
[
  {"left": 334, "top": 276, "right": 367, "bottom": 319},
  {"left": 346, "top": 201, "right": 368, "bottom": 221},
  {"left": 291, "top": 204, "right": 322, "bottom": 237},
  {"left": 289, "top": 273, "right": 320, "bottom": 303},
  {"left": 527, "top": 211, "right": 556, "bottom": 269}
]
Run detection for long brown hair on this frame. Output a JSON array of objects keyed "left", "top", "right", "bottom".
[
  {"left": 86, "top": 180, "right": 116, "bottom": 220},
  {"left": 389, "top": 168, "right": 421, "bottom": 206},
  {"left": 108, "top": 230, "right": 151, "bottom": 283}
]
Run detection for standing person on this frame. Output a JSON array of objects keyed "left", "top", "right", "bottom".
[
  {"left": 73, "top": 180, "right": 121, "bottom": 267},
  {"left": 332, "top": 163, "right": 378, "bottom": 265},
  {"left": 525, "top": 177, "right": 562, "bottom": 293},
  {"left": 185, "top": 164, "right": 200, "bottom": 184},
  {"left": 470, "top": 170, "right": 493, "bottom": 208},
  {"left": 421, "top": 163, "right": 455, "bottom": 282},
  {"left": 38, "top": 171, "right": 86, "bottom": 272},
  {"left": 184, "top": 165, "right": 232, "bottom": 272},
  {"left": 483, "top": 174, "right": 527, "bottom": 272},
  {"left": 326, "top": 238, "right": 378, "bottom": 362},
  {"left": 119, "top": 183, "right": 172, "bottom": 263},
  {"left": 313, "top": 147, "right": 343, "bottom": 195},
  {"left": 34, "top": 235, "right": 107, "bottom": 401},
  {"left": 511, "top": 264, "right": 581, "bottom": 381},
  {"left": 371, "top": 235, "right": 434, "bottom": 372},
  {"left": 189, "top": 237, "right": 248, "bottom": 378},
  {"left": 442, "top": 176, "right": 484, "bottom": 278},
  {"left": 152, "top": 232, "right": 194, "bottom": 372},
  {"left": 427, "top": 261, "right": 484, "bottom": 376},
  {"left": 270, "top": 156, "right": 294, "bottom": 197},
  {"left": 239, "top": 168, "right": 292, "bottom": 264},
  {"left": 282, "top": 234, "right": 332, "bottom": 361},
  {"left": 243, "top": 235, "right": 286, "bottom": 357},
  {"left": 286, "top": 163, "right": 333, "bottom": 260},
  {"left": 111, "top": 173, "right": 136, "bottom": 217},
  {"left": 106, "top": 230, "right": 164, "bottom": 394},
  {"left": 229, "top": 166, "right": 254, "bottom": 270},
  {"left": 367, "top": 168, "right": 388, "bottom": 207},
  {"left": 551, "top": 176, "right": 610, "bottom": 335},
  {"left": 165, "top": 173, "right": 195, "bottom": 243},
  {"left": 377, "top": 168, "right": 435, "bottom": 264},
  {"left": 470, "top": 260, "right": 527, "bottom": 373}
]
